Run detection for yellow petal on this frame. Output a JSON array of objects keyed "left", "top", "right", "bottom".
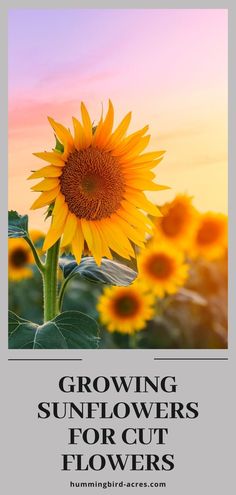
[
  {"left": 81, "top": 102, "right": 92, "bottom": 147},
  {"left": 94, "top": 100, "right": 114, "bottom": 147},
  {"left": 31, "top": 178, "right": 59, "bottom": 192},
  {"left": 92, "top": 113, "right": 104, "bottom": 146},
  {"left": 120, "top": 135, "right": 150, "bottom": 162},
  {"left": 61, "top": 212, "right": 78, "bottom": 247},
  {"left": 48, "top": 117, "right": 74, "bottom": 147},
  {"left": 121, "top": 157, "right": 164, "bottom": 171},
  {"left": 33, "top": 152, "right": 65, "bottom": 167},
  {"left": 126, "top": 178, "right": 162, "bottom": 191},
  {"left": 112, "top": 125, "right": 149, "bottom": 156},
  {"left": 71, "top": 221, "right": 84, "bottom": 264},
  {"left": 52, "top": 193, "right": 65, "bottom": 218},
  {"left": 100, "top": 218, "right": 134, "bottom": 258},
  {"left": 72, "top": 116, "right": 86, "bottom": 150},
  {"left": 30, "top": 187, "right": 60, "bottom": 210},
  {"left": 43, "top": 222, "right": 65, "bottom": 251},
  {"left": 106, "top": 112, "right": 132, "bottom": 150},
  {"left": 132, "top": 150, "right": 166, "bottom": 164},
  {"left": 117, "top": 207, "right": 152, "bottom": 234},
  {"left": 81, "top": 219, "right": 94, "bottom": 251},
  {"left": 112, "top": 214, "right": 145, "bottom": 248},
  {"left": 124, "top": 189, "right": 161, "bottom": 216},
  {"left": 52, "top": 202, "right": 68, "bottom": 230},
  {"left": 122, "top": 169, "right": 155, "bottom": 180},
  {"left": 121, "top": 200, "right": 154, "bottom": 227},
  {"left": 94, "top": 221, "right": 113, "bottom": 259},
  {"left": 89, "top": 222, "right": 103, "bottom": 265},
  {"left": 28, "top": 165, "right": 62, "bottom": 180}
]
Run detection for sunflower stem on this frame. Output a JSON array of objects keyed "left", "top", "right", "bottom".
[
  {"left": 25, "top": 236, "right": 45, "bottom": 274},
  {"left": 43, "top": 239, "right": 61, "bottom": 322},
  {"left": 129, "top": 332, "right": 137, "bottom": 349}
]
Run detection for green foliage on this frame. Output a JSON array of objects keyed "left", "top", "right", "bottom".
[
  {"left": 9, "top": 269, "right": 44, "bottom": 324},
  {"left": 8, "top": 211, "right": 29, "bottom": 238},
  {"left": 9, "top": 310, "right": 100, "bottom": 349},
  {"left": 62, "top": 278, "right": 100, "bottom": 319},
  {"left": 45, "top": 203, "right": 55, "bottom": 220},
  {"left": 54, "top": 134, "right": 64, "bottom": 153},
  {"left": 60, "top": 256, "right": 137, "bottom": 286}
]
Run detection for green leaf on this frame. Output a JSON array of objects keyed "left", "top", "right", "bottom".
[
  {"left": 45, "top": 202, "right": 55, "bottom": 220},
  {"left": 8, "top": 210, "right": 29, "bottom": 238},
  {"left": 9, "top": 310, "right": 100, "bottom": 349},
  {"left": 54, "top": 134, "right": 64, "bottom": 153},
  {"left": 60, "top": 256, "right": 137, "bottom": 286}
]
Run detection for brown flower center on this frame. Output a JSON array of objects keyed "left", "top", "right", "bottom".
[
  {"left": 197, "top": 220, "right": 222, "bottom": 245},
  {"left": 161, "top": 203, "right": 188, "bottom": 237},
  {"left": 146, "top": 253, "right": 174, "bottom": 279},
  {"left": 60, "top": 147, "right": 125, "bottom": 220},
  {"left": 10, "top": 248, "right": 29, "bottom": 268},
  {"left": 113, "top": 294, "right": 140, "bottom": 318}
]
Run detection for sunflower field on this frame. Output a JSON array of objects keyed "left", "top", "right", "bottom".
[{"left": 8, "top": 102, "right": 227, "bottom": 349}]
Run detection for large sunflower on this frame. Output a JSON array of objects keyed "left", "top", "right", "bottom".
[
  {"left": 154, "top": 194, "right": 196, "bottom": 249},
  {"left": 189, "top": 212, "right": 227, "bottom": 260},
  {"left": 97, "top": 282, "right": 155, "bottom": 334},
  {"left": 9, "top": 238, "right": 34, "bottom": 281},
  {"left": 29, "top": 101, "right": 166, "bottom": 265},
  {"left": 138, "top": 240, "right": 188, "bottom": 297}
]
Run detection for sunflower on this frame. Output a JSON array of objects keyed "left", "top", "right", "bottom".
[
  {"left": 189, "top": 212, "right": 227, "bottom": 260},
  {"left": 8, "top": 238, "right": 34, "bottom": 281},
  {"left": 154, "top": 194, "right": 196, "bottom": 249},
  {"left": 29, "top": 100, "right": 166, "bottom": 265},
  {"left": 97, "top": 282, "right": 155, "bottom": 334},
  {"left": 138, "top": 240, "right": 188, "bottom": 297}
]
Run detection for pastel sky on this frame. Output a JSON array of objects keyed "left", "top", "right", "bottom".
[{"left": 8, "top": 9, "right": 228, "bottom": 231}]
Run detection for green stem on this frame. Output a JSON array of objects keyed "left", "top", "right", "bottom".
[
  {"left": 129, "top": 332, "right": 137, "bottom": 349},
  {"left": 25, "top": 236, "right": 45, "bottom": 274},
  {"left": 43, "top": 239, "right": 61, "bottom": 322},
  {"left": 58, "top": 276, "right": 71, "bottom": 313}
]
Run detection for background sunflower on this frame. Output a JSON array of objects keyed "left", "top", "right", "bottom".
[
  {"left": 97, "top": 282, "right": 155, "bottom": 334},
  {"left": 189, "top": 212, "right": 227, "bottom": 260},
  {"left": 153, "top": 194, "right": 197, "bottom": 249},
  {"left": 138, "top": 240, "right": 189, "bottom": 297},
  {"left": 8, "top": 238, "right": 34, "bottom": 281}
]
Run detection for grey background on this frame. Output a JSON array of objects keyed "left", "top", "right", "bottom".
[{"left": 1, "top": 1, "right": 234, "bottom": 494}]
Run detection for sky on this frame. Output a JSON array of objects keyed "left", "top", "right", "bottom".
[{"left": 8, "top": 8, "right": 228, "bottom": 231}]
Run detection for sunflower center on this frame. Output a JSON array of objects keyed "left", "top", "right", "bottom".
[
  {"left": 197, "top": 220, "right": 221, "bottom": 245},
  {"left": 113, "top": 294, "right": 140, "bottom": 318},
  {"left": 146, "top": 253, "right": 174, "bottom": 279},
  {"left": 60, "top": 148, "right": 125, "bottom": 220},
  {"left": 10, "top": 248, "right": 29, "bottom": 268},
  {"left": 161, "top": 204, "right": 187, "bottom": 236}
]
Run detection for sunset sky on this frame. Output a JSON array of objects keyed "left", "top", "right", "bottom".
[{"left": 8, "top": 8, "right": 228, "bottom": 231}]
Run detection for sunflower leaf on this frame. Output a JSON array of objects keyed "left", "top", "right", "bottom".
[
  {"left": 59, "top": 256, "right": 137, "bottom": 286},
  {"left": 54, "top": 134, "right": 64, "bottom": 153},
  {"left": 8, "top": 310, "right": 100, "bottom": 349},
  {"left": 8, "top": 211, "right": 29, "bottom": 238},
  {"left": 44, "top": 202, "right": 55, "bottom": 220}
]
